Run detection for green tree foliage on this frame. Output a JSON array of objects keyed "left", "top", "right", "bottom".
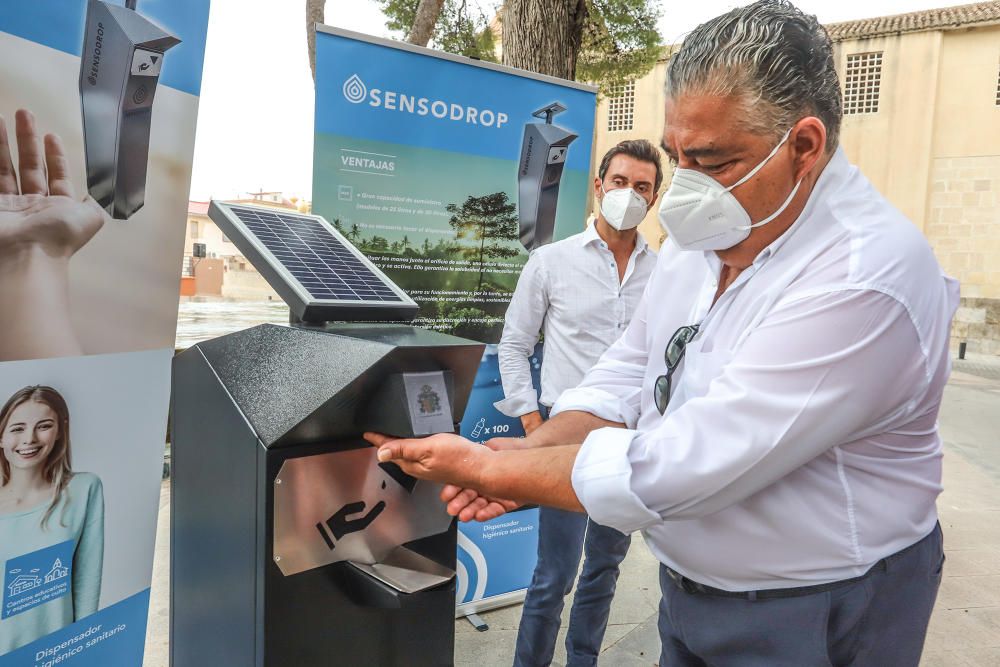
[
  {"left": 439, "top": 304, "right": 498, "bottom": 341},
  {"left": 379, "top": 0, "right": 662, "bottom": 94},
  {"left": 378, "top": 0, "right": 498, "bottom": 62},
  {"left": 578, "top": 0, "right": 662, "bottom": 92},
  {"left": 447, "top": 191, "right": 520, "bottom": 292}
]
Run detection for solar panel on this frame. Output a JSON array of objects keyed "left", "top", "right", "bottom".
[{"left": 208, "top": 201, "right": 418, "bottom": 323}]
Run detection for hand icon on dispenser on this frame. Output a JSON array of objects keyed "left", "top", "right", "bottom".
[{"left": 316, "top": 500, "right": 387, "bottom": 550}]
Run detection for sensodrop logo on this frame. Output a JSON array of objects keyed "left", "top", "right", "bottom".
[
  {"left": 343, "top": 74, "right": 367, "bottom": 104},
  {"left": 341, "top": 74, "right": 509, "bottom": 129}
]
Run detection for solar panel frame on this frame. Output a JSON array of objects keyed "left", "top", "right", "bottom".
[{"left": 208, "top": 201, "right": 419, "bottom": 323}]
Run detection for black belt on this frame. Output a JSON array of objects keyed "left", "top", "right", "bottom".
[{"left": 662, "top": 525, "right": 939, "bottom": 601}]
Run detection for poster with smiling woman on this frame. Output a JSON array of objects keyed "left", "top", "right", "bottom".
[
  {"left": 0, "top": 386, "right": 105, "bottom": 651},
  {"left": 0, "top": 350, "right": 172, "bottom": 665}
]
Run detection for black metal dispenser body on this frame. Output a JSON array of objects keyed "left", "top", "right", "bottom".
[
  {"left": 79, "top": 0, "right": 180, "bottom": 219},
  {"left": 517, "top": 103, "right": 578, "bottom": 251},
  {"left": 170, "top": 323, "right": 483, "bottom": 667}
]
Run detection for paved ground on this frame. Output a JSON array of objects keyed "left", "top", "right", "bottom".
[
  {"left": 953, "top": 351, "right": 1000, "bottom": 382},
  {"left": 144, "top": 365, "right": 1000, "bottom": 666}
]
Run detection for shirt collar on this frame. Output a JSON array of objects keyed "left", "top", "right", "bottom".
[
  {"left": 582, "top": 216, "right": 603, "bottom": 246},
  {"left": 583, "top": 216, "right": 650, "bottom": 254},
  {"left": 755, "top": 147, "right": 848, "bottom": 266},
  {"left": 699, "top": 146, "right": 850, "bottom": 271}
]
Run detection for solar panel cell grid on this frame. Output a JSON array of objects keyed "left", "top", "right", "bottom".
[{"left": 229, "top": 206, "right": 402, "bottom": 303}]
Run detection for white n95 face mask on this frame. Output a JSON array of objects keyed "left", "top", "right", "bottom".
[
  {"left": 658, "top": 127, "right": 802, "bottom": 251},
  {"left": 600, "top": 185, "right": 648, "bottom": 231}
]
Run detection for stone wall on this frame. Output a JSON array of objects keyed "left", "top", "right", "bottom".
[
  {"left": 925, "top": 155, "right": 1000, "bottom": 353},
  {"left": 953, "top": 298, "right": 1000, "bottom": 355}
]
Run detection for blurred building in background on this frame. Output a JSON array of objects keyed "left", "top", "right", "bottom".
[{"left": 180, "top": 191, "right": 310, "bottom": 300}]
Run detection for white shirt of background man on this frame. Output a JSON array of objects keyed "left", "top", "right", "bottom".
[{"left": 494, "top": 219, "right": 657, "bottom": 419}]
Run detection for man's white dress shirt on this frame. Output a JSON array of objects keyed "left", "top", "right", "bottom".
[
  {"left": 554, "top": 149, "right": 960, "bottom": 591},
  {"left": 495, "top": 220, "right": 656, "bottom": 417}
]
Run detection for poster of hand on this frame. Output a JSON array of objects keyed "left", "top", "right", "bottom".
[{"left": 0, "top": 110, "right": 107, "bottom": 361}]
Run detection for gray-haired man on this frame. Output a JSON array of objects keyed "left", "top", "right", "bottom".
[{"left": 367, "top": 2, "right": 958, "bottom": 664}]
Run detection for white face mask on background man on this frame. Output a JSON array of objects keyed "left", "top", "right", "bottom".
[
  {"left": 600, "top": 184, "right": 649, "bottom": 231},
  {"left": 658, "top": 127, "right": 801, "bottom": 251}
]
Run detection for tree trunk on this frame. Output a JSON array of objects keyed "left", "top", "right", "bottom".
[
  {"left": 407, "top": 0, "right": 446, "bottom": 47},
  {"left": 502, "top": 0, "right": 588, "bottom": 80},
  {"left": 477, "top": 221, "right": 486, "bottom": 293},
  {"left": 306, "top": 0, "right": 326, "bottom": 80}
]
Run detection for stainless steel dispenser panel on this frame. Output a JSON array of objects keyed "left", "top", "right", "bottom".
[{"left": 273, "top": 447, "right": 453, "bottom": 577}]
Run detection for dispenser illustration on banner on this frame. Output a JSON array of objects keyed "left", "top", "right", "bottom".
[
  {"left": 517, "top": 102, "right": 578, "bottom": 251},
  {"left": 79, "top": 0, "right": 181, "bottom": 219}
]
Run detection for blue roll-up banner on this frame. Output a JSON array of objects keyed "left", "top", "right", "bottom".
[
  {"left": 0, "top": 1, "right": 210, "bottom": 663},
  {"left": 311, "top": 27, "right": 596, "bottom": 615}
]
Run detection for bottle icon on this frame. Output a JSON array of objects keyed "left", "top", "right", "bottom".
[{"left": 471, "top": 417, "right": 486, "bottom": 439}]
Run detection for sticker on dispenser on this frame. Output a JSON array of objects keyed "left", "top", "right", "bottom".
[
  {"left": 130, "top": 49, "right": 164, "bottom": 77},
  {"left": 402, "top": 371, "right": 453, "bottom": 435}
]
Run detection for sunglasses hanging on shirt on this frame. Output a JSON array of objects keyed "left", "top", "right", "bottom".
[{"left": 653, "top": 323, "right": 700, "bottom": 414}]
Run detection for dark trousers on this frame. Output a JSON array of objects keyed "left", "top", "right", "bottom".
[
  {"left": 513, "top": 507, "right": 632, "bottom": 667},
  {"left": 658, "top": 524, "right": 944, "bottom": 666}
]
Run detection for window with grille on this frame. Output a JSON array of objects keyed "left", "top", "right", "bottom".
[
  {"left": 995, "top": 59, "right": 1000, "bottom": 106},
  {"left": 607, "top": 81, "right": 635, "bottom": 132},
  {"left": 843, "top": 52, "right": 883, "bottom": 115}
]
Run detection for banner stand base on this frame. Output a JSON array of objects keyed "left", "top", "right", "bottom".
[
  {"left": 464, "top": 612, "right": 489, "bottom": 632},
  {"left": 456, "top": 589, "right": 527, "bottom": 620}
]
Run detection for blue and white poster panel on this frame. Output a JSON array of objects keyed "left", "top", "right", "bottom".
[
  {"left": 0, "top": 1, "right": 210, "bottom": 664},
  {"left": 455, "top": 344, "right": 543, "bottom": 614},
  {"left": 311, "top": 26, "right": 597, "bottom": 614}
]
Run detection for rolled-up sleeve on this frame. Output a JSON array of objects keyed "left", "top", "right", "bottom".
[
  {"left": 495, "top": 252, "right": 548, "bottom": 417},
  {"left": 551, "top": 278, "right": 652, "bottom": 427},
  {"left": 571, "top": 427, "right": 662, "bottom": 531},
  {"left": 571, "top": 289, "right": 928, "bottom": 534}
]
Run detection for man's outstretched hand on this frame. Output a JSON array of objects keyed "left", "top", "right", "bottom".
[
  {"left": 363, "top": 432, "right": 521, "bottom": 522},
  {"left": 440, "top": 484, "right": 521, "bottom": 523}
]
